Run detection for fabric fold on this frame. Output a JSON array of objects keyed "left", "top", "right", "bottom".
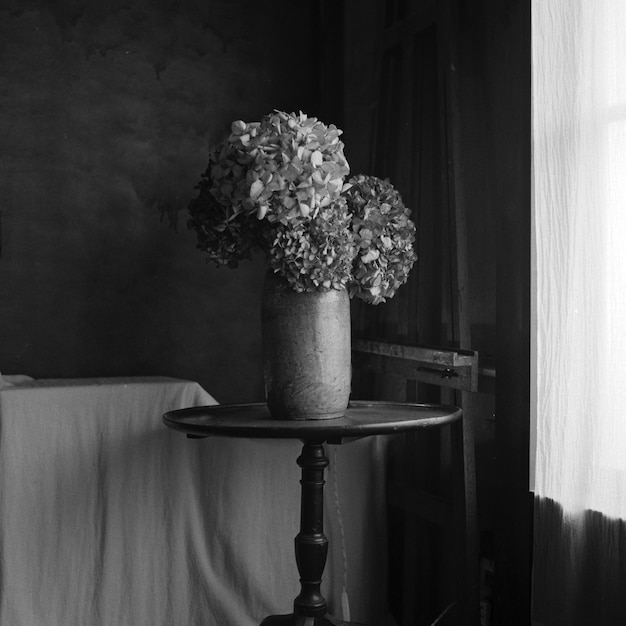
[{"left": 0, "top": 378, "right": 387, "bottom": 625}]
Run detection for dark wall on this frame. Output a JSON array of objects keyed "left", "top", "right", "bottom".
[
  {"left": 488, "top": 1, "right": 532, "bottom": 623},
  {"left": 0, "top": 0, "right": 320, "bottom": 403}
]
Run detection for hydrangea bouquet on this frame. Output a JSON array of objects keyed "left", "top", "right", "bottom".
[{"left": 188, "top": 110, "right": 417, "bottom": 304}]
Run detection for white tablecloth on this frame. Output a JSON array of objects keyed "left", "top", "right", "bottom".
[{"left": 0, "top": 377, "right": 389, "bottom": 626}]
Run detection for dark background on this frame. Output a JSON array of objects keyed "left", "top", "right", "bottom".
[
  {"left": 0, "top": 1, "right": 530, "bottom": 623},
  {"left": 0, "top": 0, "right": 323, "bottom": 403}
]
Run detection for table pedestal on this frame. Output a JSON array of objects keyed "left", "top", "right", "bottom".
[
  {"left": 260, "top": 442, "right": 363, "bottom": 626},
  {"left": 163, "top": 401, "right": 467, "bottom": 625}
]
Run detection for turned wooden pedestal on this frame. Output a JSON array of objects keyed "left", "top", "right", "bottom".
[
  {"left": 260, "top": 441, "right": 352, "bottom": 626},
  {"left": 163, "top": 401, "right": 465, "bottom": 626}
]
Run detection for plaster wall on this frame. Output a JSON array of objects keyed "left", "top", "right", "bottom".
[{"left": 0, "top": 0, "right": 319, "bottom": 402}]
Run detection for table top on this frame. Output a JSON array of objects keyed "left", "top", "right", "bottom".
[{"left": 163, "top": 401, "right": 462, "bottom": 443}]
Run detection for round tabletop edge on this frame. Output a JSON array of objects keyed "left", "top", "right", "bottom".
[{"left": 163, "top": 401, "right": 462, "bottom": 441}]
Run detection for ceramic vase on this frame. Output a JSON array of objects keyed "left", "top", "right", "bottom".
[{"left": 261, "top": 271, "right": 351, "bottom": 420}]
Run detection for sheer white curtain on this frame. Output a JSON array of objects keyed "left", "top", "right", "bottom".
[{"left": 532, "top": 1, "right": 626, "bottom": 624}]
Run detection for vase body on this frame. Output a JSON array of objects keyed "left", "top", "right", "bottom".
[{"left": 261, "top": 272, "right": 351, "bottom": 420}]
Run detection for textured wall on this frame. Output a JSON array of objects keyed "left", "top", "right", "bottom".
[{"left": 0, "top": 0, "right": 319, "bottom": 402}]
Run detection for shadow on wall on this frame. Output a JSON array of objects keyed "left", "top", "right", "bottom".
[{"left": 0, "top": 0, "right": 320, "bottom": 402}]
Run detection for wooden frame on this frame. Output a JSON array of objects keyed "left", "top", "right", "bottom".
[{"left": 353, "top": 339, "right": 479, "bottom": 392}]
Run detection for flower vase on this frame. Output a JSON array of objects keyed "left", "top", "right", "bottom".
[{"left": 261, "top": 271, "right": 351, "bottom": 420}]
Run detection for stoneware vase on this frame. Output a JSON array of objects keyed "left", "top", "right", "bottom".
[{"left": 261, "top": 271, "right": 351, "bottom": 420}]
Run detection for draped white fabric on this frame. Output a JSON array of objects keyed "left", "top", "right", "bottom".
[
  {"left": 532, "top": 1, "right": 626, "bottom": 623},
  {"left": 0, "top": 377, "right": 389, "bottom": 626}
]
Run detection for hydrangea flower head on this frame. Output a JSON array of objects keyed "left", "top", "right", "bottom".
[{"left": 187, "top": 113, "right": 417, "bottom": 302}]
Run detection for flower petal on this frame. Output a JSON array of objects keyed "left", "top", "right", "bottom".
[{"left": 250, "top": 179, "right": 265, "bottom": 199}]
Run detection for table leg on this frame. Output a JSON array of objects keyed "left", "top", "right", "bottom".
[{"left": 260, "top": 442, "right": 365, "bottom": 626}]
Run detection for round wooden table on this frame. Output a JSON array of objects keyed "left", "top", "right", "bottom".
[{"left": 163, "top": 401, "right": 462, "bottom": 626}]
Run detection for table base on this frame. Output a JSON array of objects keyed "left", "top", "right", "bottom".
[
  {"left": 164, "top": 402, "right": 468, "bottom": 626},
  {"left": 260, "top": 613, "right": 364, "bottom": 625}
]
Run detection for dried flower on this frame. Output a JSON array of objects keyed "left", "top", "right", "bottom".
[
  {"left": 187, "top": 138, "right": 263, "bottom": 267},
  {"left": 342, "top": 175, "right": 417, "bottom": 304},
  {"left": 269, "top": 197, "right": 356, "bottom": 292},
  {"left": 186, "top": 113, "right": 417, "bottom": 302},
  {"left": 240, "top": 110, "right": 350, "bottom": 225},
  {"left": 203, "top": 111, "right": 349, "bottom": 226}
]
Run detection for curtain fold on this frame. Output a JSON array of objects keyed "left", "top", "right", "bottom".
[
  {"left": 532, "top": 498, "right": 626, "bottom": 625},
  {"left": 533, "top": 1, "right": 626, "bottom": 623}
]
